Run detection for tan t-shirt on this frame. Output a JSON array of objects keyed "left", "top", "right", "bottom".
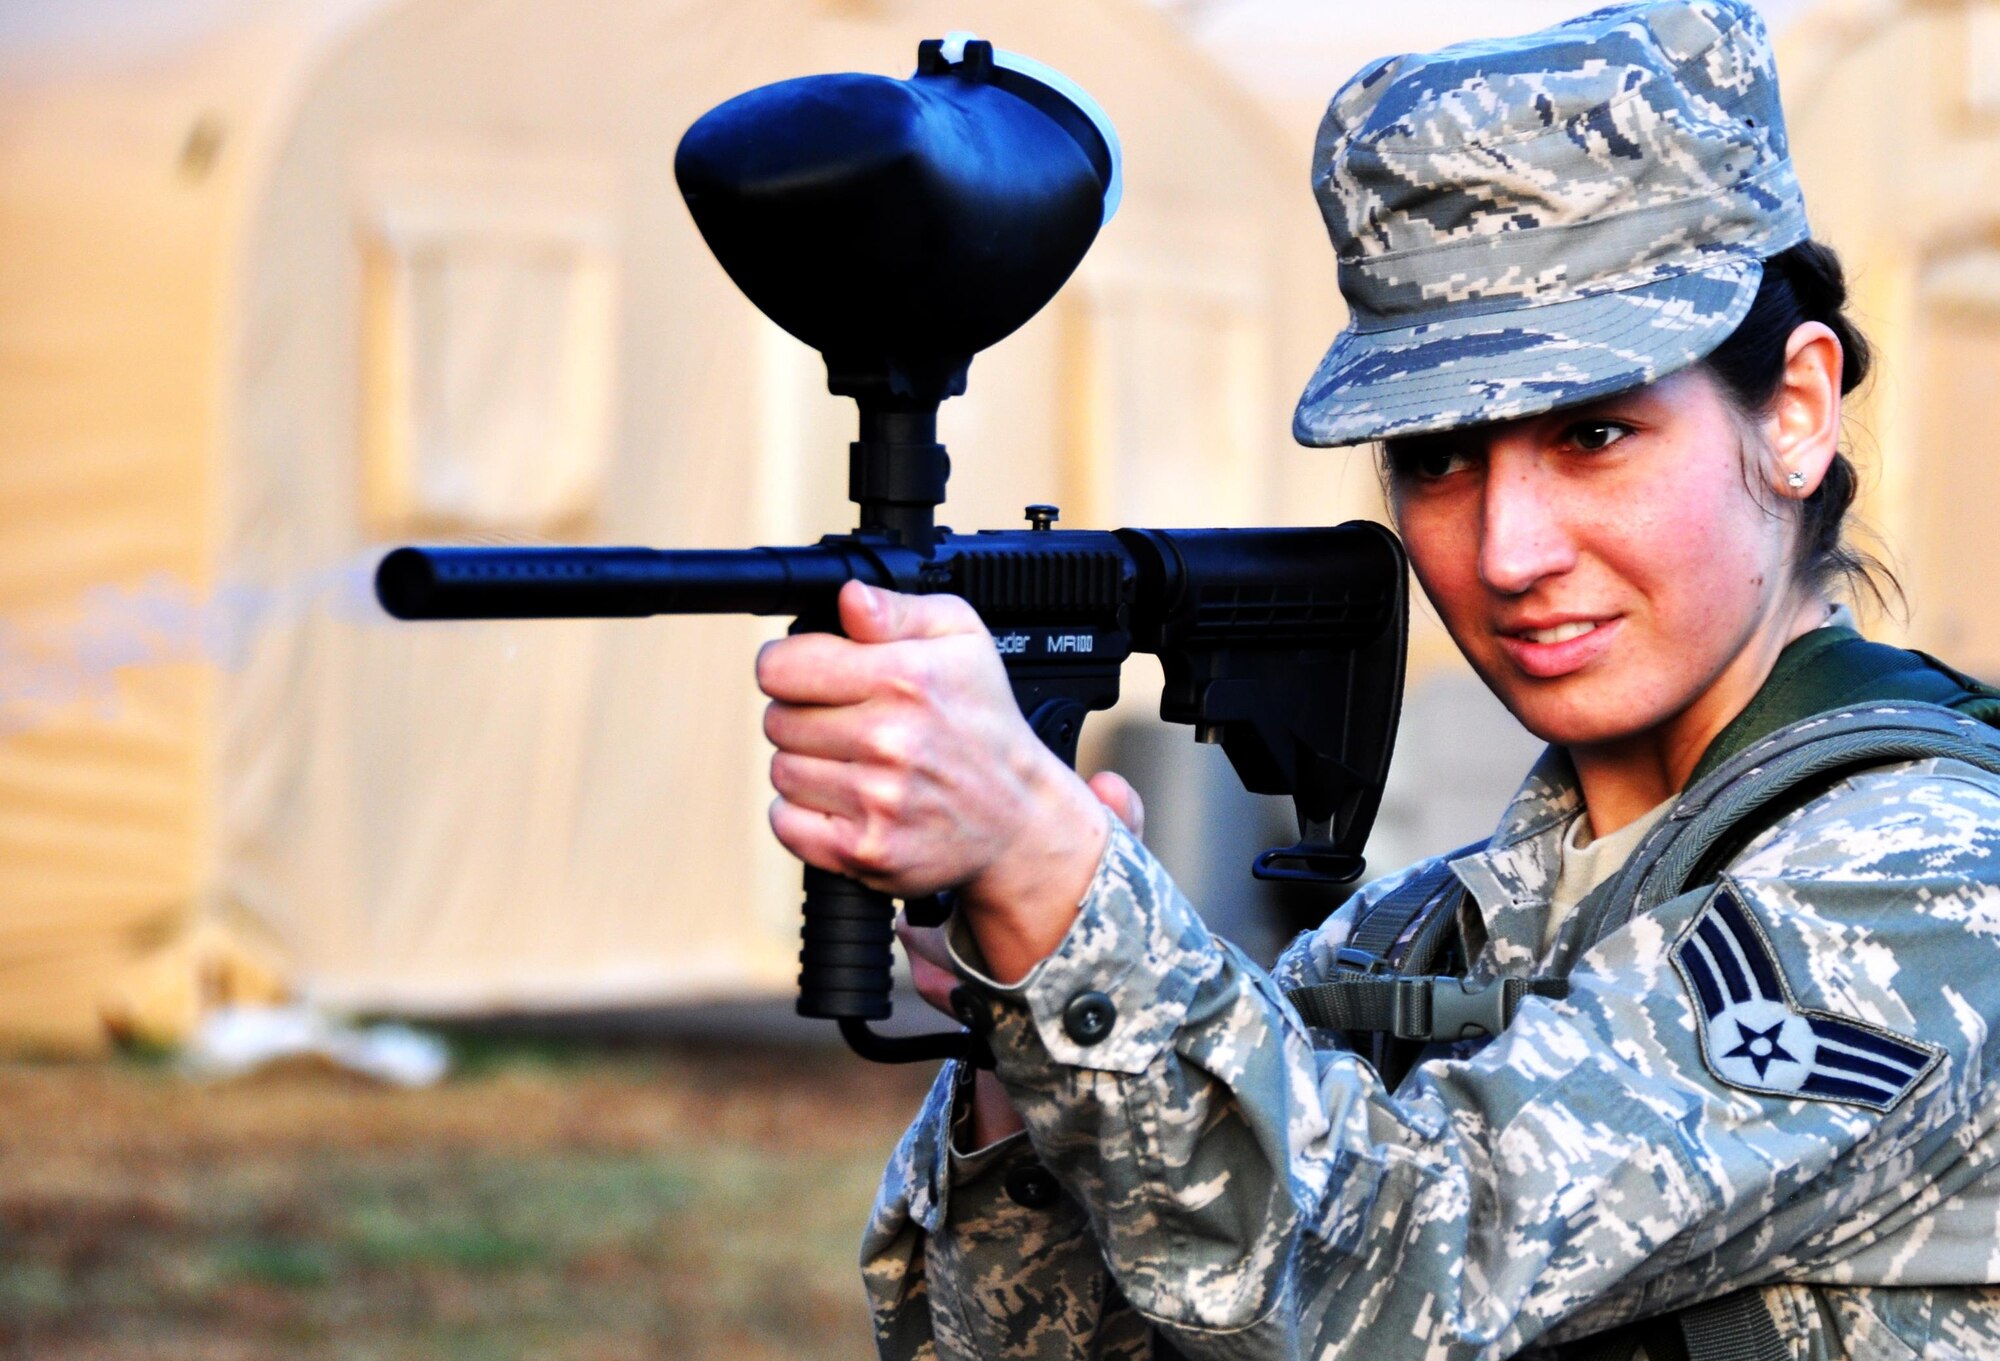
[{"left": 1543, "top": 797, "right": 1673, "bottom": 952}]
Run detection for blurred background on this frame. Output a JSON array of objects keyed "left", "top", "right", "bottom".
[{"left": 2, "top": 0, "right": 1995, "bottom": 1355}]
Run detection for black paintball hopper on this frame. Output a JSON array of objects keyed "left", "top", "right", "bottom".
[{"left": 674, "top": 37, "right": 1118, "bottom": 405}]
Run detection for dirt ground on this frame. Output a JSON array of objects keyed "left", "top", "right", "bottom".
[{"left": 0, "top": 1039, "right": 937, "bottom": 1360}]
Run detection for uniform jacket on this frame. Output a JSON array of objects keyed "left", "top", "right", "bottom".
[{"left": 861, "top": 743, "right": 2000, "bottom": 1360}]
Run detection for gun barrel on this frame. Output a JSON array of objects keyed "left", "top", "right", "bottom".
[{"left": 375, "top": 545, "right": 856, "bottom": 620}]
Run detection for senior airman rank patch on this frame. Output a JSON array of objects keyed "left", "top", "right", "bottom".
[{"left": 1671, "top": 885, "right": 1943, "bottom": 1112}]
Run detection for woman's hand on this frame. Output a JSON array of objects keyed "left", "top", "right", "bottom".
[
  {"left": 894, "top": 771, "right": 1146, "bottom": 1016},
  {"left": 757, "top": 581, "right": 1114, "bottom": 981},
  {"left": 893, "top": 772, "right": 1145, "bottom": 1151}
]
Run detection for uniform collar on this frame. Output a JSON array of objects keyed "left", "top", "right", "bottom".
[
  {"left": 1448, "top": 745, "right": 1580, "bottom": 976},
  {"left": 1443, "top": 604, "right": 1862, "bottom": 975}
]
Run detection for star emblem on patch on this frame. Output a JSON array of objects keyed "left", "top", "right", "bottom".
[
  {"left": 1671, "top": 885, "right": 1944, "bottom": 1112},
  {"left": 1721, "top": 1014, "right": 1800, "bottom": 1079}
]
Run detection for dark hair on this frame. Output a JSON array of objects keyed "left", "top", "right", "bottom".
[{"left": 1699, "top": 239, "right": 1898, "bottom": 612}]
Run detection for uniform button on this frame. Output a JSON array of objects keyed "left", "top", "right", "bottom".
[
  {"left": 949, "top": 986, "right": 986, "bottom": 1033},
  {"left": 1062, "top": 991, "right": 1116, "bottom": 1045},
  {"left": 1003, "top": 1165, "right": 1061, "bottom": 1209}
]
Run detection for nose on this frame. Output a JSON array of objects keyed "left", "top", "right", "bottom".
[{"left": 1478, "top": 451, "right": 1576, "bottom": 595}]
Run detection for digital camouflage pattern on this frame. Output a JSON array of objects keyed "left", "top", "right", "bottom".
[
  {"left": 857, "top": 8, "right": 1994, "bottom": 1353},
  {"left": 861, "top": 746, "right": 2000, "bottom": 1359},
  {"left": 1292, "top": 0, "right": 1811, "bottom": 448}
]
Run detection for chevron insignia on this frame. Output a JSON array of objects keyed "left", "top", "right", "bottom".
[{"left": 1671, "top": 886, "right": 1943, "bottom": 1112}]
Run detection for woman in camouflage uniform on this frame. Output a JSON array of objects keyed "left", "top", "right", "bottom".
[{"left": 754, "top": 2, "right": 2000, "bottom": 1356}]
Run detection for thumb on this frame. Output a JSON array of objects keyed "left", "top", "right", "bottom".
[
  {"left": 1087, "top": 771, "right": 1145, "bottom": 841},
  {"left": 839, "top": 580, "right": 985, "bottom": 644}
]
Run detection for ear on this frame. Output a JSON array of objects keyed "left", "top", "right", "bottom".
[{"left": 1762, "top": 321, "right": 1843, "bottom": 498}]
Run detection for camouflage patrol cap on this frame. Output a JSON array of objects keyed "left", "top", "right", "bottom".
[{"left": 1293, "top": 0, "right": 1810, "bottom": 448}]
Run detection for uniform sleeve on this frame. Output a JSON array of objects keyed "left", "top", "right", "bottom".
[
  {"left": 856, "top": 866, "right": 1377, "bottom": 1359},
  {"left": 919, "top": 762, "right": 2000, "bottom": 1360},
  {"left": 860, "top": 1054, "right": 1154, "bottom": 1359}
]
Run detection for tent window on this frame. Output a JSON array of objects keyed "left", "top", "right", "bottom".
[{"left": 360, "top": 222, "right": 616, "bottom": 535}]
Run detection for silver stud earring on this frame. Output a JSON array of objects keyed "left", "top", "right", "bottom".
[{"left": 1786, "top": 470, "right": 1807, "bottom": 489}]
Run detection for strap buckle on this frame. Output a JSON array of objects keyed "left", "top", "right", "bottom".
[
  {"left": 1333, "top": 946, "right": 1394, "bottom": 976},
  {"left": 1396, "top": 976, "right": 1511, "bottom": 1042}
]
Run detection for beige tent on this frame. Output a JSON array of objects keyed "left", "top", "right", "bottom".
[
  {"left": 0, "top": 0, "right": 1372, "bottom": 1050},
  {"left": 1777, "top": 0, "right": 2000, "bottom": 674}
]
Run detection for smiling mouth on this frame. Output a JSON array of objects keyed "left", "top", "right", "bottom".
[
  {"left": 1514, "top": 621, "right": 1600, "bottom": 645},
  {"left": 1495, "top": 616, "right": 1620, "bottom": 680}
]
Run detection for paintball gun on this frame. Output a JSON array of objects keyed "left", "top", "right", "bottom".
[{"left": 375, "top": 36, "right": 1408, "bottom": 1065}]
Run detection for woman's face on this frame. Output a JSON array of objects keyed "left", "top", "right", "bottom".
[{"left": 1387, "top": 366, "right": 1806, "bottom": 765}]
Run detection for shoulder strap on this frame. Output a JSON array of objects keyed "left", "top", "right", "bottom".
[
  {"left": 1556, "top": 1287, "right": 1791, "bottom": 1361},
  {"left": 1282, "top": 852, "right": 1459, "bottom": 1040},
  {"left": 1286, "top": 972, "right": 1571, "bottom": 1043},
  {"left": 1334, "top": 847, "right": 1476, "bottom": 974},
  {"left": 1287, "top": 699, "right": 2000, "bottom": 1066},
  {"left": 1574, "top": 703, "right": 2000, "bottom": 951},
  {"left": 1285, "top": 843, "right": 1571, "bottom": 1050}
]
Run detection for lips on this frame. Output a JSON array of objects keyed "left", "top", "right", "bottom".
[{"left": 1496, "top": 616, "right": 1621, "bottom": 679}]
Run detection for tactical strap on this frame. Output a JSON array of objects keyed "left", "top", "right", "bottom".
[
  {"left": 1286, "top": 973, "right": 1570, "bottom": 1043},
  {"left": 1284, "top": 844, "right": 1573, "bottom": 1062},
  {"left": 1555, "top": 1288, "right": 1789, "bottom": 1361},
  {"left": 1290, "top": 707, "right": 2000, "bottom": 1062},
  {"left": 1574, "top": 704, "right": 2000, "bottom": 948},
  {"left": 1676, "top": 1291, "right": 1790, "bottom": 1361},
  {"left": 1334, "top": 850, "right": 1474, "bottom": 971},
  {"left": 1288, "top": 851, "right": 1448, "bottom": 1053}
]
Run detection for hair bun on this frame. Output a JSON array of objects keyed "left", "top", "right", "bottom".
[{"left": 1782, "top": 239, "right": 1850, "bottom": 318}]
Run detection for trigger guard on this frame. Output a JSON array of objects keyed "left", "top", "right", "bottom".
[{"left": 1026, "top": 698, "right": 1088, "bottom": 768}]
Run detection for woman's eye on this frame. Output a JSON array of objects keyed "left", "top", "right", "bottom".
[
  {"left": 1568, "top": 421, "right": 1632, "bottom": 452},
  {"left": 1402, "top": 445, "right": 1474, "bottom": 480}
]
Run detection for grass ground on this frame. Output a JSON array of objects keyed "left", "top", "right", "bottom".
[{"left": 0, "top": 1039, "right": 936, "bottom": 1360}]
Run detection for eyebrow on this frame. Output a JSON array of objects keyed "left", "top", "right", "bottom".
[{"left": 1384, "top": 401, "right": 1642, "bottom": 465}]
